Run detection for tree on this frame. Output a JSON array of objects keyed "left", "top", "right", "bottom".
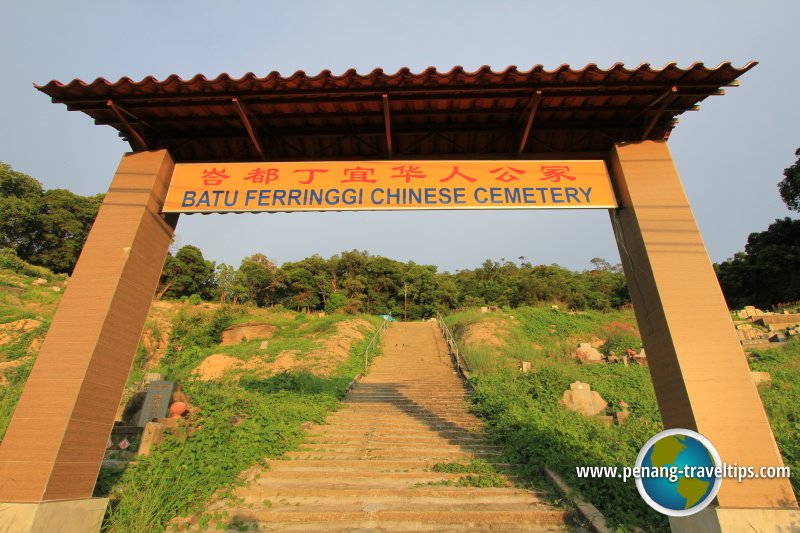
[
  {"left": 0, "top": 163, "right": 43, "bottom": 256},
  {"left": 778, "top": 147, "right": 800, "bottom": 211},
  {"left": 28, "top": 189, "right": 104, "bottom": 273},
  {"left": 238, "top": 254, "right": 276, "bottom": 306},
  {"left": 716, "top": 217, "right": 800, "bottom": 309},
  {"left": 158, "top": 245, "right": 216, "bottom": 299},
  {"left": 0, "top": 162, "right": 103, "bottom": 274}
]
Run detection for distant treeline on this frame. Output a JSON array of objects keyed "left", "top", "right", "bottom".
[{"left": 157, "top": 246, "right": 630, "bottom": 319}]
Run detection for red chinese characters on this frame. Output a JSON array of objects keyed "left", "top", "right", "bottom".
[
  {"left": 390, "top": 165, "right": 426, "bottom": 183},
  {"left": 293, "top": 168, "right": 328, "bottom": 185},
  {"left": 342, "top": 166, "right": 377, "bottom": 183},
  {"left": 200, "top": 168, "right": 230, "bottom": 186},
  {"left": 440, "top": 166, "right": 477, "bottom": 183},
  {"left": 540, "top": 165, "right": 576, "bottom": 183},
  {"left": 245, "top": 168, "right": 280, "bottom": 184},
  {"left": 490, "top": 166, "right": 526, "bottom": 182}
]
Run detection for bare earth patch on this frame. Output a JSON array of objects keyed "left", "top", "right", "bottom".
[
  {"left": 191, "top": 319, "right": 373, "bottom": 381},
  {"left": 221, "top": 323, "right": 277, "bottom": 345},
  {"left": 307, "top": 319, "right": 370, "bottom": 376},
  {"left": 0, "top": 319, "right": 41, "bottom": 346},
  {"left": 462, "top": 318, "right": 508, "bottom": 349},
  {"left": 192, "top": 354, "right": 241, "bottom": 381}
]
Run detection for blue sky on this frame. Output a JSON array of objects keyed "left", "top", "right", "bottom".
[{"left": 2, "top": 1, "right": 798, "bottom": 272}]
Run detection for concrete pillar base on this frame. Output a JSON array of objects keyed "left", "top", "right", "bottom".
[
  {"left": 669, "top": 506, "right": 800, "bottom": 533},
  {"left": 0, "top": 498, "right": 107, "bottom": 533}
]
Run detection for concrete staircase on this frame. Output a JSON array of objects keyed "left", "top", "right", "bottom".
[{"left": 194, "top": 322, "right": 570, "bottom": 532}]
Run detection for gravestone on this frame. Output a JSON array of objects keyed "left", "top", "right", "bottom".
[
  {"left": 560, "top": 381, "right": 608, "bottom": 416},
  {"left": 573, "top": 342, "right": 604, "bottom": 362},
  {"left": 137, "top": 422, "right": 166, "bottom": 456},
  {"left": 136, "top": 380, "right": 176, "bottom": 427},
  {"left": 259, "top": 340, "right": 269, "bottom": 350},
  {"left": 520, "top": 361, "right": 532, "bottom": 373},
  {"left": 750, "top": 371, "right": 772, "bottom": 386}
]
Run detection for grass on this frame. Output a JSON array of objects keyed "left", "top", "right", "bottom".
[
  {"left": 447, "top": 305, "right": 667, "bottom": 530},
  {"left": 96, "top": 306, "right": 383, "bottom": 532},
  {"left": 0, "top": 358, "right": 34, "bottom": 441},
  {"left": 748, "top": 338, "right": 800, "bottom": 496},
  {"left": 446, "top": 305, "right": 641, "bottom": 375},
  {"left": 449, "top": 305, "right": 800, "bottom": 530}
]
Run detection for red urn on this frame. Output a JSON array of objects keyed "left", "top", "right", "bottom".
[{"left": 169, "top": 401, "right": 187, "bottom": 417}]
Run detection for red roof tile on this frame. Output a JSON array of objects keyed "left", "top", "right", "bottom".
[{"left": 36, "top": 63, "right": 756, "bottom": 161}]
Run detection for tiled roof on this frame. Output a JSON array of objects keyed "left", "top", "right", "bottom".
[{"left": 36, "top": 62, "right": 756, "bottom": 161}]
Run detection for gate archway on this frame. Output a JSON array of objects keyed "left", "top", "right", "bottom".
[{"left": 2, "top": 63, "right": 797, "bottom": 532}]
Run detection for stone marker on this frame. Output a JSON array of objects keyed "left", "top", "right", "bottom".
[
  {"left": 573, "top": 342, "right": 604, "bottom": 362},
  {"left": 137, "top": 422, "right": 166, "bottom": 456},
  {"left": 750, "top": 371, "right": 772, "bottom": 385},
  {"left": 143, "top": 372, "right": 163, "bottom": 384},
  {"left": 32, "top": 278, "right": 47, "bottom": 286},
  {"left": 520, "top": 361, "right": 531, "bottom": 373},
  {"left": 51, "top": 286, "right": 61, "bottom": 292},
  {"left": 259, "top": 340, "right": 269, "bottom": 350},
  {"left": 560, "top": 381, "right": 608, "bottom": 416},
  {"left": 616, "top": 400, "right": 630, "bottom": 425},
  {"left": 136, "top": 380, "right": 176, "bottom": 427},
  {"left": 598, "top": 415, "right": 615, "bottom": 427}
]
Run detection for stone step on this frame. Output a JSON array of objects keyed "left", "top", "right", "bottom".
[
  {"left": 253, "top": 474, "right": 515, "bottom": 489},
  {"left": 305, "top": 427, "right": 483, "bottom": 437},
  {"left": 217, "top": 509, "right": 567, "bottom": 527},
  {"left": 283, "top": 450, "right": 505, "bottom": 461},
  {"left": 295, "top": 444, "right": 503, "bottom": 455},
  {"left": 304, "top": 435, "right": 491, "bottom": 446},
  {"left": 311, "top": 420, "right": 483, "bottom": 430},
  {"left": 265, "top": 460, "right": 518, "bottom": 472},
  {"left": 327, "top": 412, "right": 481, "bottom": 421},
  {"left": 229, "top": 520, "right": 565, "bottom": 532},
  {"left": 238, "top": 486, "right": 544, "bottom": 503},
  {"left": 305, "top": 431, "right": 484, "bottom": 440}
]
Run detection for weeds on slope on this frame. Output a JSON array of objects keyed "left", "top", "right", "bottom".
[
  {"left": 97, "top": 307, "right": 383, "bottom": 532},
  {"left": 447, "top": 306, "right": 667, "bottom": 530}
]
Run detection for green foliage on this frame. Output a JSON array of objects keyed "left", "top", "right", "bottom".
[
  {"left": 0, "top": 248, "right": 53, "bottom": 279},
  {"left": 778, "top": 147, "right": 800, "bottom": 212},
  {"left": 159, "top": 246, "right": 216, "bottom": 300},
  {"left": 749, "top": 339, "right": 800, "bottom": 496},
  {"left": 468, "top": 366, "right": 665, "bottom": 530},
  {"left": 716, "top": 217, "right": 800, "bottom": 309},
  {"left": 324, "top": 291, "right": 348, "bottom": 314},
  {"left": 601, "top": 326, "right": 643, "bottom": 356},
  {"left": 0, "top": 161, "right": 103, "bottom": 274},
  {"left": 188, "top": 294, "right": 202, "bottom": 306},
  {"left": 454, "top": 259, "right": 629, "bottom": 311},
  {"left": 431, "top": 459, "right": 498, "bottom": 474}
]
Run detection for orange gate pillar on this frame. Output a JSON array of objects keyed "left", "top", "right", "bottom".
[
  {"left": 0, "top": 150, "right": 178, "bottom": 532},
  {"left": 609, "top": 141, "right": 799, "bottom": 531}
]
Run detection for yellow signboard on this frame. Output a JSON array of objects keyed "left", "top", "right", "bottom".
[{"left": 163, "top": 160, "right": 616, "bottom": 213}]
